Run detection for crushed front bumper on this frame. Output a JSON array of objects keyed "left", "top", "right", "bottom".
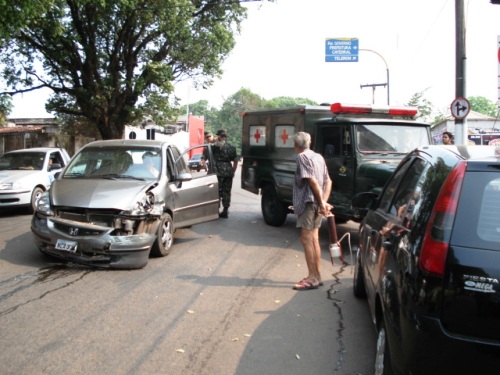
[{"left": 31, "top": 214, "right": 157, "bottom": 269}]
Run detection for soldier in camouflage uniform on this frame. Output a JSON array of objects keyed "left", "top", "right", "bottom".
[{"left": 213, "top": 130, "right": 238, "bottom": 218}]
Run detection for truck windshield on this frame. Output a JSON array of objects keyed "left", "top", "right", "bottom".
[{"left": 356, "top": 124, "right": 429, "bottom": 153}]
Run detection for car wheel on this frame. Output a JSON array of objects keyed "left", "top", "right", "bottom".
[
  {"left": 353, "top": 246, "right": 367, "bottom": 298},
  {"left": 150, "top": 213, "right": 174, "bottom": 257},
  {"left": 261, "top": 184, "right": 288, "bottom": 227},
  {"left": 30, "top": 187, "right": 44, "bottom": 214},
  {"left": 375, "top": 318, "right": 393, "bottom": 375}
]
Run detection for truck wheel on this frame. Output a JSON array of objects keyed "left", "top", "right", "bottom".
[
  {"left": 261, "top": 184, "right": 288, "bottom": 226},
  {"left": 150, "top": 213, "right": 173, "bottom": 257}
]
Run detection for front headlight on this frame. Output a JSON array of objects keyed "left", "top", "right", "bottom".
[
  {"left": 36, "top": 191, "right": 54, "bottom": 216},
  {"left": 0, "top": 182, "right": 27, "bottom": 190}
]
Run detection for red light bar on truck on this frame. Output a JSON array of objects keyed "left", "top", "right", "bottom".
[{"left": 330, "top": 103, "right": 418, "bottom": 118}]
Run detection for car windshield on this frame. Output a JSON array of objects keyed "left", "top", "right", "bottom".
[
  {"left": 63, "top": 147, "right": 162, "bottom": 180},
  {"left": 356, "top": 124, "right": 430, "bottom": 153},
  {"left": 0, "top": 152, "right": 46, "bottom": 171}
]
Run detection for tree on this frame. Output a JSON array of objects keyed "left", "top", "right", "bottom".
[
  {"left": 406, "top": 89, "right": 433, "bottom": 123},
  {"left": 0, "top": 94, "right": 12, "bottom": 126},
  {"left": 468, "top": 96, "right": 499, "bottom": 117},
  {"left": 0, "top": 0, "right": 246, "bottom": 139},
  {"left": 264, "top": 96, "right": 318, "bottom": 108}
]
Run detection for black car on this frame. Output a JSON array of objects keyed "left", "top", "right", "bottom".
[
  {"left": 351, "top": 145, "right": 500, "bottom": 374},
  {"left": 188, "top": 153, "right": 207, "bottom": 172}
]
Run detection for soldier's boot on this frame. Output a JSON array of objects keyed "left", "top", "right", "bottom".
[{"left": 219, "top": 207, "right": 228, "bottom": 218}]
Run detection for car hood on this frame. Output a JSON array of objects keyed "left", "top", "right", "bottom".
[
  {"left": 50, "top": 178, "right": 153, "bottom": 210},
  {"left": 0, "top": 170, "right": 47, "bottom": 184}
]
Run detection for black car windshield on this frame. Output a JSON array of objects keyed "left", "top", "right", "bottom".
[
  {"left": 0, "top": 152, "right": 46, "bottom": 171},
  {"left": 356, "top": 124, "right": 430, "bottom": 153},
  {"left": 63, "top": 147, "right": 162, "bottom": 179}
]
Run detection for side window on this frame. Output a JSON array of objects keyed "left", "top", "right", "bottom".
[
  {"left": 378, "top": 158, "right": 413, "bottom": 212},
  {"left": 321, "top": 126, "right": 352, "bottom": 158},
  {"left": 184, "top": 145, "right": 211, "bottom": 178},
  {"left": 49, "top": 151, "right": 64, "bottom": 170},
  {"left": 388, "top": 159, "right": 427, "bottom": 226}
]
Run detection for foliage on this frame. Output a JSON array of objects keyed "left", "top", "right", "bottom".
[
  {"left": 406, "top": 89, "right": 433, "bottom": 123},
  {"left": 467, "top": 96, "right": 499, "bottom": 117},
  {"left": 0, "top": 0, "right": 247, "bottom": 139},
  {"left": 264, "top": 96, "right": 318, "bottom": 108},
  {"left": 0, "top": 94, "right": 13, "bottom": 125}
]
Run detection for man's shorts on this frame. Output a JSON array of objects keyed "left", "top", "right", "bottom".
[{"left": 296, "top": 202, "right": 322, "bottom": 230}]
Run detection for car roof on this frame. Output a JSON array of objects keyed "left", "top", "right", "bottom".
[
  {"left": 83, "top": 139, "right": 172, "bottom": 148},
  {"left": 417, "top": 145, "right": 500, "bottom": 162},
  {"left": 5, "top": 147, "right": 64, "bottom": 154}
]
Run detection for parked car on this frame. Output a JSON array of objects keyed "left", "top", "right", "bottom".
[
  {"left": 188, "top": 153, "right": 207, "bottom": 172},
  {"left": 31, "top": 140, "right": 219, "bottom": 269},
  {"left": 352, "top": 145, "right": 500, "bottom": 374},
  {"left": 0, "top": 147, "right": 70, "bottom": 212}
]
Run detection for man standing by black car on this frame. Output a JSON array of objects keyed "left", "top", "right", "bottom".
[{"left": 212, "top": 129, "right": 238, "bottom": 218}]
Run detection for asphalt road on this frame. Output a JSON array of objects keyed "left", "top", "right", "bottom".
[{"left": 0, "top": 170, "right": 375, "bottom": 375}]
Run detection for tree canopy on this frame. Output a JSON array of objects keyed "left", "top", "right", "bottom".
[
  {"left": 0, "top": 0, "right": 246, "bottom": 139},
  {"left": 468, "top": 96, "right": 499, "bottom": 118}
]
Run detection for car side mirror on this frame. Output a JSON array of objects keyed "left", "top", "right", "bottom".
[
  {"left": 177, "top": 172, "right": 193, "bottom": 182},
  {"left": 351, "top": 192, "right": 378, "bottom": 219}
]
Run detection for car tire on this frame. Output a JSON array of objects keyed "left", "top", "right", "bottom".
[
  {"left": 261, "top": 184, "right": 288, "bottom": 227},
  {"left": 375, "top": 318, "right": 393, "bottom": 375},
  {"left": 353, "top": 246, "right": 367, "bottom": 298},
  {"left": 30, "top": 187, "right": 44, "bottom": 214},
  {"left": 150, "top": 213, "right": 174, "bottom": 257}
]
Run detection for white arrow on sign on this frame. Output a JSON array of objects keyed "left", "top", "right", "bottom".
[{"left": 450, "top": 97, "right": 470, "bottom": 120}]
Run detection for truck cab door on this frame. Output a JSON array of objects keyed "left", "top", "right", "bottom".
[{"left": 316, "top": 125, "right": 355, "bottom": 214}]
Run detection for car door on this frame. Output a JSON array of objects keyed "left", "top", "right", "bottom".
[
  {"left": 360, "top": 157, "right": 415, "bottom": 297},
  {"left": 169, "top": 144, "right": 219, "bottom": 228}
]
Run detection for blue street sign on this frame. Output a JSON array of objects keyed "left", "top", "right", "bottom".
[{"left": 325, "top": 38, "right": 359, "bottom": 62}]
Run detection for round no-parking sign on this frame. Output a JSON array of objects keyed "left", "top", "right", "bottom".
[{"left": 450, "top": 97, "right": 470, "bottom": 120}]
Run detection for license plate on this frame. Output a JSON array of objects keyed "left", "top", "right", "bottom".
[{"left": 55, "top": 239, "right": 78, "bottom": 253}]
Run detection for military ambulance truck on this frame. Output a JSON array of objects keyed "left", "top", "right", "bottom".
[{"left": 241, "top": 102, "right": 432, "bottom": 226}]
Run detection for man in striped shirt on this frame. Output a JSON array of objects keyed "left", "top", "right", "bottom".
[{"left": 292, "top": 132, "right": 332, "bottom": 290}]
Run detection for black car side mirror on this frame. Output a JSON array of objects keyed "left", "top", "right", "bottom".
[{"left": 351, "top": 192, "right": 378, "bottom": 219}]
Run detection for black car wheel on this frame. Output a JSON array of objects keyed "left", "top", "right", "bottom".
[
  {"left": 375, "top": 318, "right": 393, "bottom": 375},
  {"left": 353, "top": 246, "right": 367, "bottom": 298},
  {"left": 150, "top": 213, "right": 173, "bottom": 257},
  {"left": 261, "top": 184, "right": 288, "bottom": 227}
]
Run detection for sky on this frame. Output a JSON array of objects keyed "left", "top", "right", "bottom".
[{"left": 9, "top": 0, "right": 500, "bottom": 118}]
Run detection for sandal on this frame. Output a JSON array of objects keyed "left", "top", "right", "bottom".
[{"left": 293, "top": 279, "right": 319, "bottom": 290}]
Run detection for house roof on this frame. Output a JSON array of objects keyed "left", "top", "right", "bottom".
[{"left": 0, "top": 125, "right": 46, "bottom": 134}]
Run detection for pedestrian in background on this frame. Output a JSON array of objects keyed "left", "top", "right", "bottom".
[
  {"left": 202, "top": 131, "right": 215, "bottom": 171},
  {"left": 292, "top": 132, "right": 332, "bottom": 290},
  {"left": 442, "top": 131, "right": 454, "bottom": 145},
  {"left": 212, "top": 130, "right": 238, "bottom": 218}
]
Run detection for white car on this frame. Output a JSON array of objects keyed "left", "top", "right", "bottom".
[{"left": 0, "top": 147, "right": 70, "bottom": 212}]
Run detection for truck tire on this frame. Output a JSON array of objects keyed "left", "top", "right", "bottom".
[{"left": 261, "top": 184, "right": 288, "bottom": 227}]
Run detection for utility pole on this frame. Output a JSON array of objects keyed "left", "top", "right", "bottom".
[{"left": 455, "top": 0, "right": 467, "bottom": 145}]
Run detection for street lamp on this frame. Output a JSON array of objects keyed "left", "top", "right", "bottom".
[{"left": 359, "top": 49, "right": 390, "bottom": 105}]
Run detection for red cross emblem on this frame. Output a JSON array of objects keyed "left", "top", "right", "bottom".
[
  {"left": 280, "top": 129, "right": 289, "bottom": 145},
  {"left": 253, "top": 129, "right": 262, "bottom": 143}
]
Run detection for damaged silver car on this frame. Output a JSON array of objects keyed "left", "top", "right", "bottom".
[{"left": 31, "top": 139, "right": 219, "bottom": 269}]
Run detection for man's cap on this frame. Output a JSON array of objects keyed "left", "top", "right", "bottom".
[{"left": 204, "top": 131, "right": 213, "bottom": 137}]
